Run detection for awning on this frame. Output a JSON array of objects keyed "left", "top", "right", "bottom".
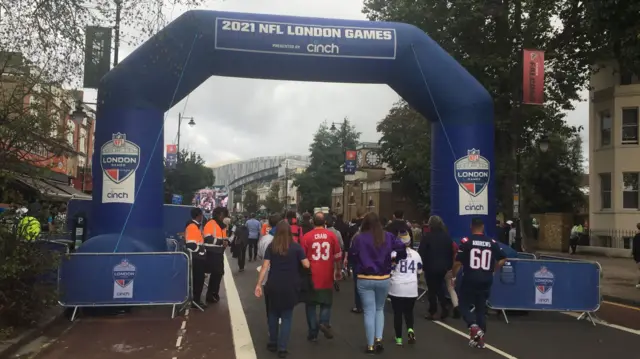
[
  {"left": 14, "top": 176, "right": 72, "bottom": 200},
  {"left": 47, "top": 181, "right": 91, "bottom": 200}
]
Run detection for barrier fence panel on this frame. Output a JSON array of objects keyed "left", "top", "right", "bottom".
[
  {"left": 58, "top": 252, "right": 190, "bottom": 320},
  {"left": 517, "top": 252, "right": 537, "bottom": 259},
  {"left": 537, "top": 254, "right": 582, "bottom": 261},
  {"left": 489, "top": 258, "right": 601, "bottom": 325},
  {"left": 35, "top": 240, "right": 70, "bottom": 285}
]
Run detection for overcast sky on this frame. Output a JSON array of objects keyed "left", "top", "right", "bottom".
[{"left": 84, "top": 0, "right": 589, "bottom": 167}]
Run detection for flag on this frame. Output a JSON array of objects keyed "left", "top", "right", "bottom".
[{"left": 522, "top": 49, "right": 545, "bottom": 105}]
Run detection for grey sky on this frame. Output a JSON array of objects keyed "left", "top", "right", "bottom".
[{"left": 84, "top": 0, "right": 589, "bottom": 167}]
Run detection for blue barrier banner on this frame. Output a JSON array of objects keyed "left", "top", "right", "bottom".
[
  {"left": 35, "top": 241, "right": 69, "bottom": 284},
  {"left": 489, "top": 259, "right": 600, "bottom": 312},
  {"left": 58, "top": 252, "right": 189, "bottom": 306},
  {"left": 215, "top": 18, "right": 397, "bottom": 60}
]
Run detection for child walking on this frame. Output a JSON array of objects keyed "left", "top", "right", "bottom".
[{"left": 389, "top": 231, "right": 423, "bottom": 346}]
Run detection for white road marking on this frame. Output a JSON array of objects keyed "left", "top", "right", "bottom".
[
  {"left": 181, "top": 320, "right": 187, "bottom": 330},
  {"left": 224, "top": 255, "right": 257, "bottom": 359},
  {"left": 185, "top": 309, "right": 190, "bottom": 317},
  {"left": 175, "top": 335, "right": 183, "bottom": 348},
  {"left": 561, "top": 312, "right": 640, "bottom": 336},
  {"left": 432, "top": 321, "right": 518, "bottom": 359}
]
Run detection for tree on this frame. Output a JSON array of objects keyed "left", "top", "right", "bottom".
[
  {"left": 580, "top": 1, "right": 640, "bottom": 78},
  {"left": 243, "top": 189, "right": 259, "bottom": 214},
  {"left": 363, "top": 0, "right": 592, "bottom": 248},
  {"left": 164, "top": 149, "right": 214, "bottom": 204},
  {"left": 294, "top": 119, "right": 360, "bottom": 211},
  {"left": 521, "top": 134, "right": 586, "bottom": 214},
  {"left": 262, "top": 182, "right": 284, "bottom": 213},
  {"left": 377, "top": 101, "right": 431, "bottom": 214}
]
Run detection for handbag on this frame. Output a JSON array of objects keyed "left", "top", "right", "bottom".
[{"left": 298, "top": 266, "right": 315, "bottom": 304}]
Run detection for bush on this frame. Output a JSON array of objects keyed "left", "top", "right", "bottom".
[{"left": 0, "top": 227, "right": 60, "bottom": 337}]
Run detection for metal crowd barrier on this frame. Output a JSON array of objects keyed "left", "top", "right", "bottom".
[
  {"left": 488, "top": 258, "right": 602, "bottom": 326},
  {"left": 57, "top": 252, "right": 190, "bottom": 321}
]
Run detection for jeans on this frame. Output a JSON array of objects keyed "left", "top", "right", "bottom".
[
  {"left": 248, "top": 238, "right": 259, "bottom": 260},
  {"left": 425, "top": 271, "right": 448, "bottom": 316},
  {"left": 305, "top": 303, "right": 331, "bottom": 337},
  {"left": 458, "top": 280, "right": 491, "bottom": 332},
  {"left": 352, "top": 268, "right": 362, "bottom": 310},
  {"left": 268, "top": 308, "right": 294, "bottom": 351},
  {"left": 237, "top": 243, "right": 247, "bottom": 270},
  {"left": 357, "top": 278, "right": 390, "bottom": 346}
]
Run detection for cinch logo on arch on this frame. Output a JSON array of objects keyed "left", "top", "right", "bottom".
[
  {"left": 454, "top": 149, "right": 489, "bottom": 215},
  {"left": 100, "top": 133, "right": 140, "bottom": 204}
]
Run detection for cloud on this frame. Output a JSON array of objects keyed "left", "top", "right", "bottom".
[{"left": 84, "top": 0, "right": 588, "bottom": 167}]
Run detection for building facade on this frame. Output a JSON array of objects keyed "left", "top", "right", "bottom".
[{"left": 589, "top": 60, "right": 640, "bottom": 233}]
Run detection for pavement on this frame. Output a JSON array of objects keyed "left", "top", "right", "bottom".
[{"left": 6, "top": 252, "right": 639, "bottom": 359}]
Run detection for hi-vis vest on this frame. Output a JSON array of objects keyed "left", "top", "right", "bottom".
[
  {"left": 18, "top": 216, "right": 41, "bottom": 241},
  {"left": 185, "top": 221, "right": 204, "bottom": 247},
  {"left": 203, "top": 219, "right": 227, "bottom": 248}
]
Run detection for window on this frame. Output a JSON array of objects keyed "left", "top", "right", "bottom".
[
  {"left": 78, "top": 155, "right": 86, "bottom": 168},
  {"left": 622, "top": 172, "right": 639, "bottom": 209},
  {"left": 79, "top": 128, "right": 87, "bottom": 153},
  {"left": 622, "top": 108, "right": 639, "bottom": 144},
  {"left": 600, "top": 111, "right": 612, "bottom": 146},
  {"left": 600, "top": 173, "right": 611, "bottom": 209},
  {"left": 66, "top": 120, "right": 75, "bottom": 145}
]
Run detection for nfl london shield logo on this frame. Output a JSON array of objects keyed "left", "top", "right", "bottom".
[
  {"left": 100, "top": 133, "right": 141, "bottom": 184},
  {"left": 454, "top": 149, "right": 490, "bottom": 197},
  {"left": 534, "top": 266, "right": 554, "bottom": 294},
  {"left": 113, "top": 259, "right": 136, "bottom": 288}
]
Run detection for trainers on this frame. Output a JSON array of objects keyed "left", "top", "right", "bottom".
[
  {"left": 407, "top": 329, "right": 416, "bottom": 344},
  {"left": 468, "top": 324, "right": 485, "bottom": 348},
  {"left": 374, "top": 338, "right": 384, "bottom": 352},
  {"left": 319, "top": 324, "right": 334, "bottom": 339},
  {"left": 395, "top": 337, "right": 403, "bottom": 346}
]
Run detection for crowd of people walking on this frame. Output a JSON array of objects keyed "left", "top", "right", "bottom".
[{"left": 194, "top": 208, "right": 507, "bottom": 357}]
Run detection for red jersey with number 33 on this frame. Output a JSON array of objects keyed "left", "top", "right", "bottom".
[{"left": 302, "top": 228, "right": 342, "bottom": 289}]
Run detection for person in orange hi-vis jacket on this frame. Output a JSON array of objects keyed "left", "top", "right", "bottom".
[
  {"left": 202, "top": 207, "right": 230, "bottom": 303},
  {"left": 185, "top": 207, "right": 207, "bottom": 308}
]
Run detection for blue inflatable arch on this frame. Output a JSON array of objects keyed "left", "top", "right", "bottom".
[{"left": 87, "top": 10, "right": 495, "bottom": 252}]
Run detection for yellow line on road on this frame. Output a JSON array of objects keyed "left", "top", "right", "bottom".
[{"left": 603, "top": 301, "right": 640, "bottom": 311}]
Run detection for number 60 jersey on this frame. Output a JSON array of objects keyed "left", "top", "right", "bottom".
[{"left": 456, "top": 234, "right": 506, "bottom": 283}]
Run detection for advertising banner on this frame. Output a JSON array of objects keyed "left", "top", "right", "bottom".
[
  {"left": 522, "top": 49, "right": 545, "bottom": 105},
  {"left": 83, "top": 26, "right": 112, "bottom": 89},
  {"left": 455, "top": 149, "right": 489, "bottom": 215},
  {"left": 344, "top": 150, "right": 357, "bottom": 174},
  {"left": 166, "top": 144, "right": 177, "bottom": 169},
  {"left": 100, "top": 133, "right": 139, "bottom": 204},
  {"left": 215, "top": 18, "right": 397, "bottom": 60}
]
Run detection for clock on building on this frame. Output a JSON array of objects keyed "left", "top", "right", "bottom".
[{"left": 365, "top": 150, "right": 381, "bottom": 167}]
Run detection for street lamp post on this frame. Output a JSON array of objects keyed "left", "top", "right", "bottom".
[
  {"left": 514, "top": 134, "right": 550, "bottom": 250},
  {"left": 113, "top": 0, "right": 123, "bottom": 67},
  {"left": 177, "top": 112, "right": 195, "bottom": 154}
]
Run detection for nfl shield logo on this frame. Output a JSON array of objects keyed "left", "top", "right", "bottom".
[
  {"left": 112, "top": 133, "right": 125, "bottom": 147},
  {"left": 454, "top": 149, "right": 490, "bottom": 197},
  {"left": 467, "top": 149, "right": 480, "bottom": 162},
  {"left": 533, "top": 266, "right": 554, "bottom": 294},
  {"left": 113, "top": 259, "right": 136, "bottom": 288},
  {"left": 100, "top": 133, "right": 141, "bottom": 184}
]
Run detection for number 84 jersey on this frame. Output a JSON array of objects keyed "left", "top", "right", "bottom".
[
  {"left": 389, "top": 248, "right": 423, "bottom": 298},
  {"left": 457, "top": 234, "right": 506, "bottom": 283}
]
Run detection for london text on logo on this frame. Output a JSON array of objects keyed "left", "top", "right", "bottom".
[
  {"left": 101, "top": 133, "right": 141, "bottom": 184},
  {"left": 454, "top": 149, "right": 490, "bottom": 197}
]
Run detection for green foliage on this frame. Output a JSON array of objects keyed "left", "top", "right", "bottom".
[
  {"left": 294, "top": 119, "right": 360, "bottom": 212},
  {"left": 243, "top": 189, "right": 259, "bottom": 214},
  {"left": 0, "top": 228, "right": 59, "bottom": 336},
  {"left": 581, "top": 1, "right": 640, "bottom": 77},
  {"left": 261, "top": 182, "right": 284, "bottom": 213},
  {"left": 363, "top": 0, "right": 590, "bottom": 217},
  {"left": 164, "top": 150, "right": 215, "bottom": 204},
  {"left": 522, "top": 134, "right": 586, "bottom": 213},
  {"left": 377, "top": 101, "right": 431, "bottom": 214}
]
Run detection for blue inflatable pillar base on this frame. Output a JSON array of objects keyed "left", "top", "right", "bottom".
[
  {"left": 90, "top": 108, "right": 165, "bottom": 252},
  {"left": 430, "top": 117, "right": 496, "bottom": 241}
]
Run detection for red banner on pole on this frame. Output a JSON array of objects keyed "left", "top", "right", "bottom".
[
  {"left": 166, "top": 144, "right": 177, "bottom": 154},
  {"left": 522, "top": 49, "right": 545, "bottom": 105},
  {"left": 345, "top": 150, "right": 357, "bottom": 160}
]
